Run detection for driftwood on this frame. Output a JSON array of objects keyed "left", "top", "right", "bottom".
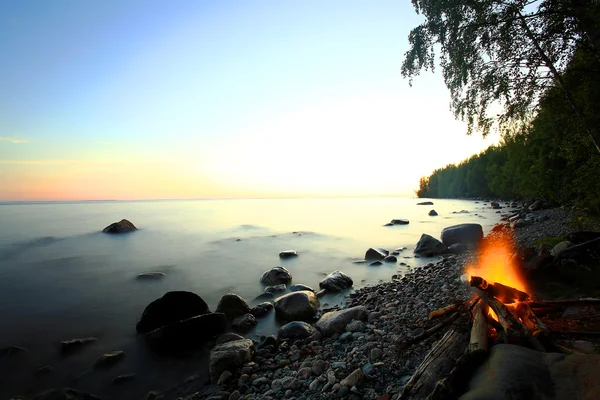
[
  {"left": 396, "top": 312, "right": 463, "bottom": 351},
  {"left": 399, "top": 329, "right": 470, "bottom": 400},
  {"left": 429, "top": 304, "right": 457, "bottom": 320},
  {"left": 469, "top": 302, "right": 489, "bottom": 357},
  {"left": 515, "top": 302, "right": 548, "bottom": 337},
  {"left": 470, "top": 276, "right": 529, "bottom": 303}
]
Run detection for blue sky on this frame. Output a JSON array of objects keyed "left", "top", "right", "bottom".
[{"left": 0, "top": 1, "right": 498, "bottom": 200}]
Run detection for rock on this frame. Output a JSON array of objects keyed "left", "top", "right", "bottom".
[
  {"left": 32, "top": 388, "right": 101, "bottom": 400},
  {"left": 345, "top": 320, "right": 366, "bottom": 332},
  {"left": 340, "top": 369, "right": 364, "bottom": 387},
  {"left": 136, "top": 291, "right": 210, "bottom": 333},
  {"left": 145, "top": 313, "right": 226, "bottom": 352},
  {"left": 0, "top": 345, "right": 27, "bottom": 357},
  {"left": 250, "top": 302, "right": 273, "bottom": 318},
  {"left": 390, "top": 219, "right": 409, "bottom": 225},
  {"left": 60, "top": 338, "right": 97, "bottom": 354},
  {"left": 448, "top": 243, "right": 468, "bottom": 254},
  {"left": 528, "top": 200, "right": 544, "bottom": 211},
  {"left": 232, "top": 314, "right": 257, "bottom": 333},
  {"left": 551, "top": 241, "right": 571, "bottom": 257},
  {"left": 365, "top": 248, "right": 388, "bottom": 260},
  {"left": 112, "top": 374, "right": 135, "bottom": 385},
  {"left": 319, "top": 271, "right": 353, "bottom": 292},
  {"left": 279, "top": 250, "right": 299, "bottom": 259},
  {"left": 145, "top": 390, "right": 162, "bottom": 400},
  {"left": 35, "top": 365, "right": 53, "bottom": 375},
  {"left": 253, "top": 292, "right": 275, "bottom": 303},
  {"left": 216, "top": 333, "right": 244, "bottom": 345},
  {"left": 209, "top": 339, "right": 254, "bottom": 382},
  {"left": 370, "top": 261, "right": 383, "bottom": 266},
  {"left": 312, "top": 360, "right": 328, "bottom": 375},
  {"left": 229, "top": 391, "right": 240, "bottom": 400},
  {"left": 217, "top": 370, "right": 233, "bottom": 386},
  {"left": 490, "top": 201, "right": 501, "bottom": 209},
  {"left": 384, "top": 222, "right": 394, "bottom": 226},
  {"left": 414, "top": 234, "right": 447, "bottom": 256},
  {"left": 370, "top": 348, "right": 383, "bottom": 361},
  {"left": 265, "top": 284, "right": 287, "bottom": 294},
  {"left": 94, "top": 351, "right": 125, "bottom": 368},
  {"left": 260, "top": 266, "right": 293, "bottom": 286},
  {"left": 102, "top": 219, "right": 137, "bottom": 234},
  {"left": 136, "top": 272, "right": 165, "bottom": 279},
  {"left": 511, "top": 218, "right": 530, "bottom": 229},
  {"left": 428, "top": 209, "right": 438, "bottom": 216},
  {"left": 572, "top": 340, "right": 595, "bottom": 353},
  {"left": 278, "top": 321, "right": 315, "bottom": 340},
  {"left": 216, "top": 294, "right": 251, "bottom": 320},
  {"left": 441, "top": 223, "right": 484, "bottom": 246},
  {"left": 274, "top": 291, "right": 320, "bottom": 321},
  {"left": 417, "top": 201, "right": 434, "bottom": 205},
  {"left": 383, "top": 255, "right": 397, "bottom": 262},
  {"left": 315, "top": 306, "right": 368, "bottom": 336},
  {"left": 290, "top": 284, "right": 314, "bottom": 292},
  {"left": 297, "top": 367, "right": 312, "bottom": 379}
]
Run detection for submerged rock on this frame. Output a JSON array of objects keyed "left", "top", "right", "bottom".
[
  {"left": 319, "top": 271, "right": 353, "bottom": 292},
  {"left": 209, "top": 339, "right": 254, "bottom": 382},
  {"left": 365, "top": 248, "right": 389, "bottom": 260},
  {"left": 417, "top": 201, "right": 434, "bottom": 205},
  {"left": 278, "top": 321, "right": 315, "bottom": 340},
  {"left": 60, "top": 338, "right": 97, "bottom": 354},
  {"left": 429, "top": 209, "right": 438, "bottom": 216},
  {"left": 136, "top": 291, "right": 210, "bottom": 333},
  {"left": 274, "top": 291, "right": 320, "bottom": 321},
  {"left": 232, "top": 313, "right": 257, "bottom": 333},
  {"left": 260, "top": 266, "right": 293, "bottom": 286},
  {"left": 290, "top": 284, "right": 314, "bottom": 292},
  {"left": 215, "top": 294, "right": 251, "bottom": 320},
  {"left": 136, "top": 272, "right": 165, "bottom": 280},
  {"left": 102, "top": 219, "right": 137, "bottom": 234},
  {"left": 279, "top": 250, "right": 298, "bottom": 259},
  {"left": 94, "top": 351, "right": 125, "bottom": 368},
  {"left": 383, "top": 255, "right": 397, "bottom": 262},
  {"left": 33, "top": 388, "right": 101, "bottom": 400},
  {"left": 414, "top": 234, "right": 447, "bottom": 257},
  {"left": 390, "top": 219, "right": 410, "bottom": 225},
  {"left": 145, "top": 313, "right": 226, "bottom": 352},
  {"left": 265, "top": 284, "right": 286, "bottom": 294},
  {"left": 250, "top": 302, "right": 273, "bottom": 318}
]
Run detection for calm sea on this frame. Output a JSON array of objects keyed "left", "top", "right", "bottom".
[{"left": 0, "top": 197, "right": 502, "bottom": 399}]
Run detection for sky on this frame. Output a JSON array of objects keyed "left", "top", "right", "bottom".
[{"left": 0, "top": 0, "right": 499, "bottom": 201}]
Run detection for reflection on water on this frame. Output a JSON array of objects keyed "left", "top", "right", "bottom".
[{"left": 0, "top": 198, "right": 502, "bottom": 398}]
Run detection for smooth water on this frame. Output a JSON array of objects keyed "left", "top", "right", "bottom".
[{"left": 0, "top": 198, "right": 502, "bottom": 399}]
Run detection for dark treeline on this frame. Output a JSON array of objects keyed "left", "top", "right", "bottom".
[{"left": 416, "top": 47, "right": 600, "bottom": 212}]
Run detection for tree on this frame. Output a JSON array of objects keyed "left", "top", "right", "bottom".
[{"left": 401, "top": 0, "right": 600, "bottom": 152}]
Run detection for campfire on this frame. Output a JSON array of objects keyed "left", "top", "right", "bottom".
[{"left": 397, "top": 233, "right": 600, "bottom": 399}]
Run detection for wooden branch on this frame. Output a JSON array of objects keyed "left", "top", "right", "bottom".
[
  {"left": 399, "top": 329, "right": 470, "bottom": 400},
  {"left": 469, "top": 302, "right": 489, "bottom": 357},
  {"left": 556, "top": 236, "right": 600, "bottom": 258},
  {"left": 470, "top": 276, "right": 529, "bottom": 303},
  {"left": 396, "top": 312, "right": 462, "bottom": 351},
  {"left": 429, "top": 304, "right": 457, "bottom": 320},
  {"left": 529, "top": 299, "right": 600, "bottom": 308},
  {"left": 515, "top": 302, "right": 548, "bottom": 337}
]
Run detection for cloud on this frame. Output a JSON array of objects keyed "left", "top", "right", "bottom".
[{"left": 0, "top": 136, "right": 30, "bottom": 144}]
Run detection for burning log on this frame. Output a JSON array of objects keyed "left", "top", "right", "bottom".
[
  {"left": 469, "top": 302, "right": 489, "bottom": 357},
  {"left": 428, "top": 304, "right": 457, "bottom": 320},
  {"left": 515, "top": 302, "right": 548, "bottom": 337},
  {"left": 469, "top": 276, "right": 529, "bottom": 303}
]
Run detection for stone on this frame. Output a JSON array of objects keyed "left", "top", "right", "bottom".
[
  {"left": 265, "top": 284, "right": 287, "bottom": 293},
  {"left": 59, "top": 338, "right": 97, "bottom": 354},
  {"left": 290, "top": 284, "right": 314, "bottom": 292},
  {"left": 136, "top": 291, "right": 210, "bottom": 333},
  {"left": 551, "top": 241, "right": 572, "bottom": 257},
  {"left": 216, "top": 333, "right": 244, "bottom": 345},
  {"left": 145, "top": 313, "right": 226, "bottom": 352},
  {"left": 441, "top": 223, "right": 484, "bottom": 246},
  {"left": 448, "top": 243, "right": 468, "bottom": 254},
  {"left": 571, "top": 340, "right": 595, "bottom": 353},
  {"left": 217, "top": 370, "right": 233, "bottom": 386},
  {"left": 367, "top": 312, "right": 382, "bottom": 322},
  {"left": 279, "top": 250, "right": 299, "bottom": 259},
  {"left": 229, "top": 391, "right": 241, "bottom": 400},
  {"left": 216, "top": 294, "right": 251, "bottom": 320},
  {"left": 232, "top": 314, "right": 257, "bottom": 332},
  {"left": 94, "top": 351, "right": 125, "bottom": 368},
  {"left": 250, "top": 302, "right": 273, "bottom": 318},
  {"left": 32, "top": 388, "right": 101, "bottom": 400},
  {"left": 274, "top": 291, "right": 320, "bottom": 321},
  {"left": 102, "top": 219, "right": 137, "bottom": 234},
  {"left": 252, "top": 292, "right": 275, "bottom": 303},
  {"left": 345, "top": 320, "right": 366, "bottom": 333},
  {"left": 112, "top": 374, "right": 135, "bottom": 385},
  {"left": 136, "top": 272, "right": 165, "bottom": 279},
  {"left": 414, "top": 234, "right": 447, "bottom": 256},
  {"left": 428, "top": 209, "right": 438, "bottom": 216},
  {"left": 35, "top": 365, "right": 53, "bottom": 375},
  {"left": 340, "top": 369, "right": 364, "bottom": 387},
  {"left": 383, "top": 255, "right": 397, "bottom": 262},
  {"left": 297, "top": 367, "right": 312, "bottom": 379},
  {"left": 417, "top": 201, "right": 434, "bottom": 205},
  {"left": 365, "top": 248, "right": 389, "bottom": 260},
  {"left": 384, "top": 222, "right": 394, "bottom": 226},
  {"left": 370, "top": 261, "right": 382, "bottom": 266},
  {"left": 370, "top": 348, "right": 383, "bottom": 361},
  {"left": 209, "top": 339, "right": 254, "bottom": 382},
  {"left": 0, "top": 345, "right": 27, "bottom": 357},
  {"left": 260, "top": 266, "right": 293, "bottom": 285},
  {"left": 390, "top": 219, "right": 409, "bottom": 225},
  {"left": 315, "top": 306, "right": 368, "bottom": 336},
  {"left": 490, "top": 201, "right": 501, "bottom": 209},
  {"left": 528, "top": 200, "right": 544, "bottom": 211},
  {"left": 319, "top": 271, "right": 353, "bottom": 292},
  {"left": 278, "top": 321, "right": 315, "bottom": 340},
  {"left": 312, "top": 359, "right": 328, "bottom": 375}
]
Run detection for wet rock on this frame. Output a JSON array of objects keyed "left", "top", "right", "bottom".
[
  {"left": 136, "top": 291, "right": 210, "bottom": 333},
  {"left": 265, "top": 284, "right": 287, "bottom": 294},
  {"left": 250, "top": 302, "right": 273, "bottom": 318},
  {"left": 232, "top": 314, "right": 257, "bottom": 333},
  {"left": 209, "top": 339, "right": 254, "bottom": 383},
  {"left": 365, "top": 248, "right": 389, "bottom": 260},
  {"left": 441, "top": 223, "right": 483, "bottom": 246},
  {"left": 315, "top": 306, "right": 368, "bottom": 336},
  {"left": 136, "top": 272, "right": 165, "bottom": 279},
  {"left": 319, "top": 271, "right": 353, "bottom": 292},
  {"left": 145, "top": 313, "right": 226, "bottom": 352},
  {"left": 383, "top": 255, "right": 397, "bottom": 262},
  {"left": 60, "top": 338, "right": 97, "bottom": 354},
  {"left": 290, "top": 284, "right": 314, "bottom": 292},
  {"left": 428, "top": 209, "right": 438, "bottom": 216},
  {"left": 112, "top": 374, "right": 135, "bottom": 385},
  {"left": 252, "top": 292, "right": 275, "bottom": 303},
  {"left": 278, "top": 321, "right": 315, "bottom": 340},
  {"left": 390, "top": 219, "right": 409, "bottom": 225},
  {"left": 260, "top": 266, "right": 293, "bottom": 286},
  {"left": 102, "top": 219, "right": 137, "bottom": 234},
  {"left": 216, "top": 333, "right": 244, "bottom": 345},
  {"left": 0, "top": 345, "right": 27, "bottom": 358},
  {"left": 448, "top": 243, "right": 468, "bottom": 254},
  {"left": 370, "top": 261, "right": 383, "bottom": 266},
  {"left": 94, "top": 351, "right": 125, "bottom": 368},
  {"left": 490, "top": 201, "right": 501, "bottom": 209},
  {"left": 274, "top": 291, "right": 320, "bottom": 321},
  {"left": 32, "top": 388, "right": 101, "bottom": 400},
  {"left": 417, "top": 201, "right": 434, "bottom": 205},
  {"left": 216, "top": 294, "right": 251, "bottom": 320},
  {"left": 279, "top": 250, "right": 299, "bottom": 259},
  {"left": 414, "top": 234, "right": 447, "bottom": 256}
]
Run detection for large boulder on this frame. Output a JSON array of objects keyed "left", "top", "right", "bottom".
[
  {"left": 414, "top": 234, "right": 447, "bottom": 256},
  {"left": 215, "top": 294, "right": 251, "bottom": 320},
  {"left": 315, "top": 306, "right": 368, "bottom": 337},
  {"left": 274, "top": 291, "right": 320, "bottom": 321},
  {"left": 319, "top": 271, "right": 353, "bottom": 292},
  {"left": 209, "top": 339, "right": 254, "bottom": 382},
  {"left": 145, "top": 313, "right": 226, "bottom": 352},
  {"left": 33, "top": 388, "right": 101, "bottom": 400},
  {"left": 441, "top": 223, "right": 484, "bottom": 247},
  {"left": 278, "top": 321, "right": 315, "bottom": 340},
  {"left": 102, "top": 219, "right": 137, "bottom": 234},
  {"left": 365, "top": 248, "right": 389, "bottom": 260},
  {"left": 136, "top": 291, "right": 210, "bottom": 333},
  {"left": 260, "top": 266, "right": 293, "bottom": 286}
]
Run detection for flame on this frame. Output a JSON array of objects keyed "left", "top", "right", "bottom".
[{"left": 466, "top": 234, "right": 529, "bottom": 296}]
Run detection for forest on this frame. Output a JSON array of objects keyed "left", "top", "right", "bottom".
[{"left": 407, "top": 0, "right": 600, "bottom": 212}]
